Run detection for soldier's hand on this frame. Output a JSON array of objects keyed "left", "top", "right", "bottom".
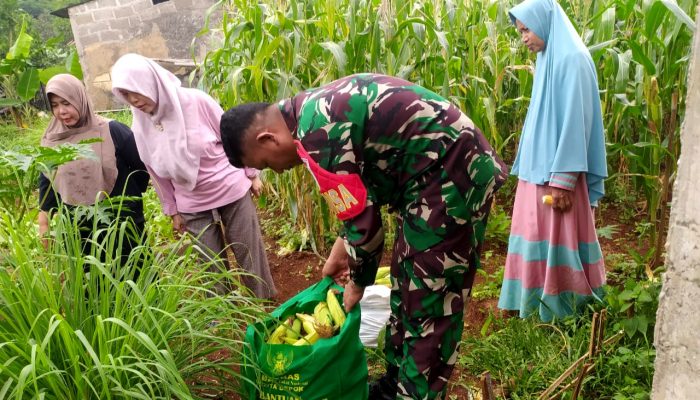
[
  {"left": 322, "top": 237, "right": 350, "bottom": 285},
  {"left": 343, "top": 281, "right": 365, "bottom": 312}
]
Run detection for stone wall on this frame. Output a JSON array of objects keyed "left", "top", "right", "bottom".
[
  {"left": 651, "top": 6, "right": 700, "bottom": 399},
  {"left": 66, "top": 0, "right": 220, "bottom": 110}
]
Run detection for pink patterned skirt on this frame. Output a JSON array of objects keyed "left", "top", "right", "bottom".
[{"left": 498, "top": 177, "right": 606, "bottom": 321}]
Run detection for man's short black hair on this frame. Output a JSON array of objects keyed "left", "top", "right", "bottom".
[{"left": 220, "top": 102, "right": 271, "bottom": 168}]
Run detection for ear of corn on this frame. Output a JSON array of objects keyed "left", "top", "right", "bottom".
[
  {"left": 375, "top": 266, "right": 390, "bottom": 280},
  {"left": 283, "top": 336, "right": 299, "bottom": 345},
  {"left": 295, "top": 313, "right": 316, "bottom": 325},
  {"left": 293, "top": 331, "right": 320, "bottom": 346},
  {"left": 313, "top": 301, "right": 336, "bottom": 338},
  {"left": 314, "top": 302, "right": 333, "bottom": 326},
  {"left": 374, "top": 267, "right": 392, "bottom": 286},
  {"left": 374, "top": 277, "right": 391, "bottom": 287},
  {"left": 267, "top": 323, "right": 288, "bottom": 344},
  {"left": 265, "top": 294, "right": 347, "bottom": 345},
  {"left": 326, "top": 289, "right": 346, "bottom": 329},
  {"left": 302, "top": 321, "right": 317, "bottom": 337},
  {"left": 283, "top": 317, "right": 300, "bottom": 339},
  {"left": 295, "top": 313, "right": 318, "bottom": 337},
  {"left": 291, "top": 318, "right": 302, "bottom": 335},
  {"left": 285, "top": 324, "right": 300, "bottom": 339}
]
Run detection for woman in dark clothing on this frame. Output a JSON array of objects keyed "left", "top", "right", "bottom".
[{"left": 38, "top": 74, "right": 149, "bottom": 261}]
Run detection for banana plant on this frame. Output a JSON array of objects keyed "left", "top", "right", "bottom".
[{"left": 0, "top": 16, "right": 83, "bottom": 127}]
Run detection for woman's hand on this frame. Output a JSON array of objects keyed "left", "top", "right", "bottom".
[
  {"left": 550, "top": 187, "right": 574, "bottom": 212},
  {"left": 171, "top": 213, "right": 187, "bottom": 234},
  {"left": 322, "top": 237, "right": 350, "bottom": 286},
  {"left": 38, "top": 211, "right": 50, "bottom": 250},
  {"left": 250, "top": 177, "right": 263, "bottom": 197}
]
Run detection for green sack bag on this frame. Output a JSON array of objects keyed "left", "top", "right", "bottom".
[{"left": 242, "top": 277, "right": 368, "bottom": 400}]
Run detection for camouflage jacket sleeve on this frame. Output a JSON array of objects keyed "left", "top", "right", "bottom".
[{"left": 342, "top": 196, "right": 384, "bottom": 287}]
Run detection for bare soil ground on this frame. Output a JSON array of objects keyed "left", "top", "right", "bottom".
[{"left": 215, "top": 198, "right": 645, "bottom": 399}]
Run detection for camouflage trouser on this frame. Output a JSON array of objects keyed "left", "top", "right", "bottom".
[{"left": 384, "top": 163, "right": 493, "bottom": 400}]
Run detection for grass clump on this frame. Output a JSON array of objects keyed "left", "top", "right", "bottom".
[{"left": 0, "top": 141, "right": 268, "bottom": 398}]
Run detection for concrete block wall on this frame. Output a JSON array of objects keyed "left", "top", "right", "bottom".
[
  {"left": 651, "top": 5, "right": 700, "bottom": 399},
  {"left": 66, "top": 0, "right": 221, "bottom": 110}
]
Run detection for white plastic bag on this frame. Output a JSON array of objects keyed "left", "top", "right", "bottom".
[{"left": 359, "top": 285, "right": 391, "bottom": 347}]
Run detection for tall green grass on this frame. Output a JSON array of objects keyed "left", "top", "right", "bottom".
[
  {"left": 0, "top": 142, "right": 267, "bottom": 398},
  {"left": 458, "top": 312, "right": 655, "bottom": 399},
  {"left": 460, "top": 266, "right": 661, "bottom": 398}
]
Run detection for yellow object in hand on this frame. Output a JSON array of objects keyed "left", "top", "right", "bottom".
[{"left": 542, "top": 195, "right": 553, "bottom": 206}]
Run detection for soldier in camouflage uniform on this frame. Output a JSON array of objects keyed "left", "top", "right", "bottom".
[{"left": 220, "top": 74, "right": 507, "bottom": 399}]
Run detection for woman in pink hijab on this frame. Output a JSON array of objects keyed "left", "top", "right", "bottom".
[{"left": 111, "top": 53, "right": 276, "bottom": 299}]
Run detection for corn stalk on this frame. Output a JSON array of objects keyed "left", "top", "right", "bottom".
[{"left": 197, "top": 0, "right": 696, "bottom": 256}]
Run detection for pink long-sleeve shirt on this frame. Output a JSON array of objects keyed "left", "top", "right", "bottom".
[
  {"left": 144, "top": 91, "right": 259, "bottom": 215},
  {"left": 148, "top": 143, "right": 258, "bottom": 215}
]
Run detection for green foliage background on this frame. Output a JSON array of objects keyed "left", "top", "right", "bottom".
[
  {"left": 0, "top": 112, "right": 268, "bottom": 398},
  {"left": 198, "top": 0, "right": 697, "bottom": 255},
  {"left": 1, "top": 0, "right": 73, "bottom": 55}
]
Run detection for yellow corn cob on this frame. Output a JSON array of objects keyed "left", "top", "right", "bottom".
[
  {"left": 295, "top": 313, "right": 317, "bottom": 325},
  {"left": 295, "top": 314, "right": 318, "bottom": 336},
  {"left": 267, "top": 322, "right": 288, "bottom": 344},
  {"left": 293, "top": 331, "right": 319, "bottom": 346},
  {"left": 374, "top": 277, "right": 391, "bottom": 287},
  {"left": 375, "top": 266, "right": 391, "bottom": 281},
  {"left": 291, "top": 318, "right": 302, "bottom": 335},
  {"left": 326, "top": 289, "right": 346, "bottom": 328},
  {"left": 302, "top": 320, "right": 317, "bottom": 336},
  {"left": 314, "top": 302, "right": 333, "bottom": 326},
  {"left": 313, "top": 301, "right": 336, "bottom": 338},
  {"left": 283, "top": 317, "right": 300, "bottom": 339},
  {"left": 282, "top": 336, "right": 298, "bottom": 345},
  {"left": 285, "top": 325, "right": 300, "bottom": 339}
]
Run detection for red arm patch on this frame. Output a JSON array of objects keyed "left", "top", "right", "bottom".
[{"left": 295, "top": 140, "right": 367, "bottom": 220}]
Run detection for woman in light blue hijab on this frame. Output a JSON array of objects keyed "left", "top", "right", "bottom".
[{"left": 498, "top": 0, "right": 607, "bottom": 322}]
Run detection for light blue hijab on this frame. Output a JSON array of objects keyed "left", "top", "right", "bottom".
[{"left": 509, "top": 0, "right": 607, "bottom": 204}]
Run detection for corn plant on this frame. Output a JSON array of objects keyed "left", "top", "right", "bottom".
[
  {"left": 586, "top": 0, "right": 695, "bottom": 270},
  {"left": 0, "top": 143, "right": 268, "bottom": 398},
  {"left": 1, "top": 16, "right": 82, "bottom": 127},
  {"left": 197, "top": 0, "right": 697, "bottom": 258}
]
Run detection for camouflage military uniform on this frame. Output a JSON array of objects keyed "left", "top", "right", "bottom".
[{"left": 280, "top": 74, "right": 507, "bottom": 399}]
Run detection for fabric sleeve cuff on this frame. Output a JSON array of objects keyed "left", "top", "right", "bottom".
[
  {"left": 161, "top": 202, "right": 178, "bottom": 216},
  {"left": 348, "top": 249, "right": 380, "bottom": 287},
  {"left": 244, "top": 167, "right": 260, "bottom": 179},
  {"left": 549, "top": 172, "right": 579, "bottom": 191},
  {"left": 351, "top": 267, "right": 378, "bottom": 287}
]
